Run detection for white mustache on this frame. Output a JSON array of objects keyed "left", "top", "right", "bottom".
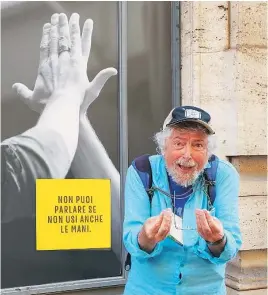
[{"left": 175, "top": 158, "right": 196, "bottom": 168}]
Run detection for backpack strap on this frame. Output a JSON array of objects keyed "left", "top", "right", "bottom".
[
  {"left": 131, "top": 154, "right": 154, "bottom": 202},
  {"left": 203, "top": 154, "right": 219, "bottom": 209},
  {"left": 125, "top": 154, "right": 153, "bottom": 271}
]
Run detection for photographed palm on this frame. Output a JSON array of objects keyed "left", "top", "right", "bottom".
[{"left": 13, "top": 13, "right": 117, "bottom": 115}]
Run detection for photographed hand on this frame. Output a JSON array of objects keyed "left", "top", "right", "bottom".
[
  {"left": 12, "top": 20, "right": 53, "bottom": 113},
  {"left": 13, "top": 13, "right": 117, "bottom": 115},
  {"left": 195, "top": 209, "right": 224, "bottom": 243},
  {"left": 13, "top": 13, "right": 89, "bottom": 111},
  {"left": 74, "top": 15, "right": 117, "bottom": 116},
  {"left": 138, "top": 208, "right": 172, "bottom": 252}
]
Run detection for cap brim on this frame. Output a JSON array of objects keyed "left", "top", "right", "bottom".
[{"left": 166, "top": 119, "right": 215, "bottom": 135}]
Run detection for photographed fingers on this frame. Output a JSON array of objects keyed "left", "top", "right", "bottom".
[
  {"left": 39, "top": 23, "right": 51, "bottom": 66},
  {"left": 50, "top": 14, "right": 59, "bottom": 58},
  {"left": 50, "top": 14, "right": 59, "bottom": 88},
  {"left": 90, "top": 68, "right": 117, "bottom": 97},
  {"left": 81, "top": 19, "right": 93, "bottom": 65},
  {"left": 58, "top": 13, "right": 70, "bottom": 62},
  {"left": 12, "top": 83, "right": 33, "bottom": 100},
  {"left": 69, "top": 13, "right": 82, "bottom": 61}
]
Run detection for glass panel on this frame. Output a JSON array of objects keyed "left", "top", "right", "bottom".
[
  {"left": 127, "top": 1, "right": 172, "bottom": 162},
  {"left": 1, "top": 1, "right": 121, "bottom": 289}
]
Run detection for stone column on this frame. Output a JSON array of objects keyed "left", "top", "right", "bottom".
[{"left": 180, "top": 2, "right": 267, "bottom": 294}]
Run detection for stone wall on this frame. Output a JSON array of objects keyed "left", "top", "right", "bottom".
[{"left": 180, "top": 1, "right": 267, "bottom": 294}]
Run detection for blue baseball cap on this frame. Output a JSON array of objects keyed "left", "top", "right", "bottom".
[{"left": 163, "top": 106, "right": 215, "bottom": 134}]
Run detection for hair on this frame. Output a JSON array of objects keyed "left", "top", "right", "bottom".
[{"left": 153, "top": 122, "right": 217, "bottom": 157}]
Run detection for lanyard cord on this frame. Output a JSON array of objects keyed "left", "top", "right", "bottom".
[
  {"left": 149, "top": 174, "right": 213, "bottom": 211},
  {"left": 149, "top": 186, "right": 193, "bottom": 200},
  {"left": 149, "top": 186, "right": 193, "bottom": 214}
]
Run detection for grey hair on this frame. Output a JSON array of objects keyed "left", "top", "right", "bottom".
[{"left": 153, "top": 123, "right": 217, "bottom": 157}]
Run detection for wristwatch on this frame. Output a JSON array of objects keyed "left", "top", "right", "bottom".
[{"left": 206, "top": 233, "right": 226, "bottom": 246}]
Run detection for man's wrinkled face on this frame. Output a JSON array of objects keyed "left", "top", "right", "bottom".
[{"left": 164, "top": 128, "right": 209, "bottom": 187}]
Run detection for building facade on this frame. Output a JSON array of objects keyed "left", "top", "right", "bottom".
[{"left": 181, "top": 2, "right": 267, "bottom": 294}]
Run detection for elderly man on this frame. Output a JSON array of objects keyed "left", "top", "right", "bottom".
[{"left": 123, "top": 106, "right": 242, "bottom": 295}]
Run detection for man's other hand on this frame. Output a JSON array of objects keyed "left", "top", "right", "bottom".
[
  {"left": 195, "top": 209, "right": 224, "bottom": 243},
  {"left": 138, "top": 208, "right": 172, "bottom": 253}
]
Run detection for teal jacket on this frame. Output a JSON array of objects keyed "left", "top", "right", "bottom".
[{"left": 123, "top": 155, "right": 242, "bottom": 295}]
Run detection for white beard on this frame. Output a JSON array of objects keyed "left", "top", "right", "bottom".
[{"left": 166, "top": 158, "right": 205, "bottom": 187}]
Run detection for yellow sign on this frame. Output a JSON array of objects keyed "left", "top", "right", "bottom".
[{"left": 36, "top": 179, "right": 111, "bottom": 250}]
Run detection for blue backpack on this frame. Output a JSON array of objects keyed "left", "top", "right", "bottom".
[{"left": 124, "top": 154, "right": 219, "bottom": 271}]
